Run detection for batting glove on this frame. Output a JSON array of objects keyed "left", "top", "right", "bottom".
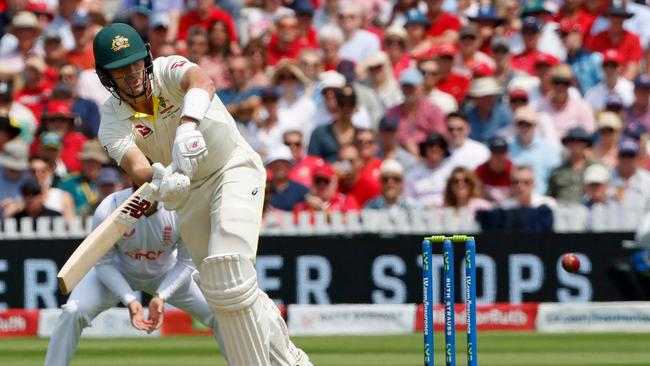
[
  {"left": 172, "top": 122, "right": 207, "bottom": 178},
  {"left": 150, "top": 163, "right": 191, "bottom": 204}
]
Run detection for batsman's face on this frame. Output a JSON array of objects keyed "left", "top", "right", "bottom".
[{"left": 109, "top": 60, "right": 147, "bottom": 96}]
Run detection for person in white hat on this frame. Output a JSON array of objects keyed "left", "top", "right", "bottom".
[
  {"left": 464, "top": 76, "right": 514, "bottom": 143},
  {"left": 365, "top": 159, "right": 419, "bottom": 210},
  {"left": 264, "top": 144, "right": 309, "bottom": 211},
  {"left": 0, "top": 11, "right": 44, "bottom": 73},
  {"left": 315, "top": 70, "right": 372, "bottom": 128},
  {"left": 0, "top": 140, "right": 30, "bottom": 217},
  {"left": 582, "top": 163, "right": 613, "bottom": 208}
]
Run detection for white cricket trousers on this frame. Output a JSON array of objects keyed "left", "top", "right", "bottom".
[{"left": 43, "top": 268, "right": 223, "bottom": 366}]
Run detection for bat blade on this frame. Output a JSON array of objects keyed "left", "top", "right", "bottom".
[{"left": 57, "top": 183, "right": 154, "bottom": 294}]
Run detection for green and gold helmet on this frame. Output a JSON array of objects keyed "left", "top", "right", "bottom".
[{"left": 93, "top": 23, "right": 153, "bottom": 103}]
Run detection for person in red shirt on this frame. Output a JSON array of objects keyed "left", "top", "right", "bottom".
[
  {"left": 65, "top": 13, "right": 95, "bottom": 70},
  {"left": 475, "top": 136, "right": 513, "bottom": 203},
  {"left": 284, "top": 129, "right": 325, "bottom": 188},
  {"left": 14, "top": 55, "right": 52, "bottom": 121},
  {"left": 293, "top": 162, "right": 359, "bottom": 223},
  {"left": 586, "top": 3, "right": 642, "bottom": 80},
  {"left": 294, "top": 0, "right": 319, "bottom": 50},
  {"left": 383, "top": 26, "right": 411, "bottom": 80},
  {"left": 511, "top": 17, "right": 545, "bottom": 75},
  {"left": 354, "top": 129, "right": 383, "bottom": 182},
  {"left": 432, "top": 43, "right": 471, "bottom": 103},
  {"left": 31, "top": 101, "right": 87, "bottom": 173},
  {"left": 335, "top": 144, "right": 381, "bottom": 207},
  {"left": 267, "top": 13, "right": 304, "bottom": 66},
  {"left": 411, "top": 0, "right": 461, "bottom": 56},
  {"left": 178, "top": 0, "right": 237, "bottom": 50},
  {"left": 554, "top": 0, "right": 596, "bottom": 41}
]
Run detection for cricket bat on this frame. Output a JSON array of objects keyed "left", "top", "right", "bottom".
[{"left": 57, "top": 183, "right": 155, "bottom": 294}]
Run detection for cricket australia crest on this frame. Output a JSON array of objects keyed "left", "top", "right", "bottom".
[{"left": 111, "top": 35, "right": 130, "bottom": 52}]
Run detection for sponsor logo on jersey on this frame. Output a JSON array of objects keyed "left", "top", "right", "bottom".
[
  {"left": 124, "top": 250, "right": 165, "bottom": 260},
  {"left": 134, "top": 124, "right": 153, "bottom": 138},
  {"left": 111, "top": 35, "right": 130, "bottom": 52}
]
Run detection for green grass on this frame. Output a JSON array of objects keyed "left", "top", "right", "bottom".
[{"left": 2, "top": 332, "right": 649, "bottom": 366}]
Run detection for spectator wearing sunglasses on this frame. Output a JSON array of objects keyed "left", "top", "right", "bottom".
[
  {"left": 592, "top": 111, "right": 623, "bottom": 168},
  {"left": 365, "top": 159, "right": 418, "bottom": 210},
  {"left": 418, "top": 58, "right": 457, "bottom": 115},
  {"left": 285, "top": 130, "right": 324, "bottom": 189},
  {"left": 585, "top": 49, "right": 634, "bottom": 113},
  {"left": 14, "top": 177, "right": 62, "bottom": 230},
  {"left": 335, "top": 144, "right": 380, "bottom": 207},
  {"left": 264, "top": 145, "right": 309, "bottom": 212},
  {"left": 443, "top": 166, "right": 491, "bottom": 217},
  {"left": 446, "top": 112, "right": 489, "bottom": 170}
]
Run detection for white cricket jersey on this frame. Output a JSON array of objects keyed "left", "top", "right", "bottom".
[
  {"left": 94, "top": 188, "right": 189, "bottom": 281},
  {"left": 98, "top": 55, "right": 247, "bottom": 182}
]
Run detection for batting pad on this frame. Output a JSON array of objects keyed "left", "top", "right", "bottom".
[{"left": 198, "top": 254, "right": 271, "bottom": 366}]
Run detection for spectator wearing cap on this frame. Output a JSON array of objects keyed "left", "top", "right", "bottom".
[
  {"left": 409, "top": 0, "right": 460, "bottom": 57},
  {"left": 294, "top": 0, "right": 319, "bottom": 50},
  {"left": 384, "top": 68, "right": 446, "bottom": 157},
  {"left": 560, "top": 19, "right": 603, "bottom": 94},
  {"left": 284, "top": 129, "right": 326, "bottom": 189},
  {"left": 337, "top": 59, "right": 384, "bottom": 127},
  {"left": 586, "top": 2, "right": 642, "bottom": 80},
  {"left": 455, "top": 24, "right": 496, "bottom": 77},
  {"left": 511, "top": 17, "right": 547, "bottom": 76},
  {"left": 537, "top": 65, "right": 596, "bottom": 137},
  {"left": 0, "top": 11, "right": 43, "bottom": 73},
  {"left": 35, "top": 100, "right": 87, "bottom": 173},
  {"left": 121, "top": 0, "right": 183, "bottom": 41},
  {"left": 148, "top": 13, "right": 171, "bottom": 58},
  {"left": 293, "top": 162, "right": 360, "bottom": 223},
  {"left": 79, "top": 166, "right": 125, "bottom": 216},
  {"left": 403, "top": 9, "right": 430, "bottom": 56},
  {"left": 178, "top": 0, "right": 237, "bottom": 50},
  {"left": 308, "top": 85, "right": 357, "bottom": 162},
  {"left": 365, "top": 159, "right": 419, "bottom": 210},
  {"left": 43, "top": 31, "right": 67, "bottom": 69},
  {"left": 547, "top": 127, "right": 595, "bottom": 202},
  {"left": 314, "top": 70, "right": 372, "bottom": 129},
  {"left": 335, "top": 144, "right": 381, "bottom": 207},
  {"left": 43, "top": 0, "right": 78, "bottom": 51},
  {"left": 590, "top": 0, "right": 650, "bottom": 53},
  {"left": 509, "top": 105, "right": 561, "bottom": 195},
  {"left": 335, "top": 2, "right": 381, "bottom": 64},
  {"left": 517, "top": 0, "right": 566, "bottom": 60},
  {"left": 611, "top": 138, "right": 650, "bottom": 212},
  {"left": 475, "top": 136, "right": 513, "bottom": 203},
  {"left": 376, "top": 115, "right": 418, "bottom": 171},
  {"left": 0, "top": 116, "right": 21, "bottom": 151},
  {"left": 466, "top": 4, "right": 505, "bottom": 55},
  {"left": 384, "top": 26, "right": 411, "bottom": 81},
  {"left": 264, "top": 144, "right": 309, "bottom": 211},
  {"left": 65, "top": 12, "right": 94, "bottom": 70},
  {"left": 126, "top": 5, "right": 152, "bottom": 43},
  {"left": 443, "top": 166, "right": 492, "bottom": 217},
  {"left": 582, "top": 163, "right": 615, "bottom": 208},
  {"left": 553, "top": 0, "right": 597, "bottom": 37},
  {"left": 59, "top": 140, "right": 109, "bottom": 213},
  {"left": 363, "top": 52, "right": 405, "bottom": 108},
  {"left": 592, "top": 111, "right": 624, "bottom": 168},
  {"left": 625, "top": 74, "right": 650, "bottom": 131},
  {"left": 217, "top": 56, "right": 262, "bottom": 127},
  {"left": 37, "top": 132, "right": 67, "bottom": 182},
  {"left": 271, "top": 60, "right": 317, "bottom": 137},
  {"left": 28, "top": 155, "right": 75, "bottom": 225},
  {"left": 505, "top": 86, "right": 561, "bottom": 148},
  {"left": 585, "top": 49, "right": 634, "bottom": 112},
  {"left": 417, "top": 58, "right": 457, "bottom": 115},
  {"left": 517, "top": 52, "right": 562, "bottom": 108},
  {"left": 403, "top": 132, "right": 452, "bottom": 207},
  {"left": 463, "top": 77, "right": 513, "bottom": 144},
  {"left": 54, "top": 65, "right": 101, "bottom": 138},
  {"left": 0, "top": 140, "right": 30, "bottom": 217},
  {"left": 491, "top": 36, "right": 526, "bottom": 92},
  {"left": 446, "top": 112, "right": 490, "bottom": 170},
  {"left": 267, "top": 11, "right": 306, "bottom": 66},
  {"left": 14, "top": 177, "right": 62, "bottom": 229},
  {"left": 434, "top": 43, "right": 472, "bottom": 103}
]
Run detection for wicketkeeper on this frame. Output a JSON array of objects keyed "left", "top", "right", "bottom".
[{"left": 93, "top": 23, "right": 311, "bottom": 365}]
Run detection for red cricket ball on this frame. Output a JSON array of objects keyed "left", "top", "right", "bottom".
[{"left": 562, "top": 253, "right": 581, "bottom": 273}]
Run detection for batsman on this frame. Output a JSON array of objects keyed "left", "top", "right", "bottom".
[{"left": 94, "top": 23, "right": 311, "bottom": 365}]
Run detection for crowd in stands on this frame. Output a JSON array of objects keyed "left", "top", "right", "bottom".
[{"left": 2, "top": 0, "right": 650, "bottom": 232}]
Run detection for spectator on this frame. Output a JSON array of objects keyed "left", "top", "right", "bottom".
[
  {"left": 506, "top": 87, "right": 561, "bottom": 147},
  {"left": 313, "top": 0, "right": 338, "bottom": 29},
  {"left": 537, "top": 64, "right": 596, "bottom": 137},
  {"left": 43, "top": 31, "right": 67, "bottom": 69},
  {"left": 464, "top": 77, "right": 513, "bottom": 144},
  {"left": 434, "top": 43, "right": 471, "bottom": 103},
  {"left": 592, "top": 111, "right": 623, "bottom": 168},
  {"left": 318, "top": 24, "right": 345, "bottom": 71},
  {"left": 586, "top": 1, "right": 642, "bottom": 80},
  {"left": 202, "top": 19, "right": 236, "bottom": 88},
  {"left": 582, "top": 163, "right": 614, "bottom": 207},
  {"left": 267, "top": 11, "right": 303, "bottom": 66},
  {"left": 79, "top": 167, "right": 125, "bottom": 217},
  {"left": 403, "top": 132, "right": 452, "bottom": 207},
  {"left": 308, "top": 85, "right": 356, "bottom": 162},
  {"left": 264, "top": 145, "right": 309, "bottom": 212},
  {"left": 65, "top": 13, "right": 94, "bottom": 70},
  {"left": 0, "top": 11, "right": 42, "bottom": 73},
  {"left": 272, "top": 60, "right": 316, "bottom": 138},
  {"left": 298, "top": 48, "right": 323, "bottom": 84},
  {"left": 336, "top": 1, "right": 381, "bottom": 64},
  {"left": 384, "top": 68, "right": 446, "bottom": 157},
  {"left": 590, "top": 0, "right": 650, "bottom": 58},
  {"left": 456, "top": 24, "right": 495, "bottom": 77},
  {"left": 511, "top": 17, "right": 544, "bottom": 76},
  {"left": 0, "top": 78, "right": 36, "bottom": 143},
  {"left": 418, "top": 58, "right": 457, "bottom": 115},
  {"left": 54, "top": 65, "right": 101, "bottom": 138},
  {"left": 28, "top": 156, "right": 75, "bottom": 226},
  {"left": 252, "top": 87, "right": 283, "bottom": 157},
  {"left": 403, "top": 9, "right": 431, "bottom": 55},
  {"left": 294, "top": 1, "right": 319, "bottom": 49},
  {"left": 611, "top": 139, "right": 650, "bottom": 210},
  {"left": 14, "top": 55, "right": 51, "bottom": 121},
  {"left": 384, "top": 26, "right": 411, "bottom": 80},
  {"left": 337, "top": 60, "right": 384, "bottom": 128},
  {"left": 625, "top": 74, "right": 650, "bottom": 131},
  {"left": 523, "top": 52, "right": 561, "bottom": 107},
  {"left": 359, "top": 52, "right": 403, "bottom": 109},
  {"left": 475, "top": 136, "right": 513, "bottom": 203},
  {"left": 365, "top": 159, "right": 418, "bottom": 209},
  {"left": 443, "top": 166, "right": 492, "bottom": 216},
  {"left": 517, "top": 0, "right": 565, "bottom": 60},
  {"left": 217, "top": 56, "right": 261, "bottom": 131},
  {"left": 14, "top": 177, "right": 62, "bottom": 230},
  {"left": 376, "top": 115, "right": 418, "bottom": 171},
  {"left": 148, "top": 13, "right": 171, "bottom": 59},
  {"left": 560, "top": 19, "right": 602, "bottom": 94},
  {"left": 509, "top": 106, "right": 561, "bottom": 195},
  {"left": 335, "top": 144, "right": 381, "bottom": 207},
  {"left": 285, "top": 130, "right": 324, "bottom": 188},
  {"left": 355, "top": 129, "right": 382, "bottom": 181},
  {"left": 37, "top": 132, "right": 67, "bottom": 181},
  {"left": 585, "top": 49, "right": 634, "bottom": 112},
  {"left": 491, "top": 36, "right": 526, "bottom": 93},
  {"left": 59, "top": 140, "right": 109, "bottom": 213},
  {"left": 34, "top": 101, "right": 87, "bottom": 173},
  {"left": 185, "top": 26, "right": 210, "bottom": 64},
  {"left": 293, "top": 162, "right": 360, "bottom": 222},
  {"left": 178, "top": 0, "right": 237, "bottom": 46},
  {"left": 501, "top": 165, "right": 557, "bottom": 211},
  {"left": 43, "top": 0, "right": 78, "bottom": 51},
  {"left": 315, "top": 70, "right": 372, "bottom": 129},
  {"left": 128, "top": 6, "right": 151, "bottom": 42},
  {"left": 465, "top": 4, "right": 505, "bottom": 54},
  {"left": 411, "top": 0, "right": 460, "bottom": 57},
  {"left": 547, "top": 128, "right": 594, "bottom": 203},
  {"left": 0, "top": 115, "right": 21, "bottom": 151},
  {"left": 0, "top": 140, "right": 29, "bottom": 218},
  {"left": 243, "top": 39, "right": 271, "bottom": 88},
  {"left": 554, "top": 0, "right": 596, "bottom": 36},
  {"left": 446, "top": 112, "right": 489, "bottom": 170}
]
